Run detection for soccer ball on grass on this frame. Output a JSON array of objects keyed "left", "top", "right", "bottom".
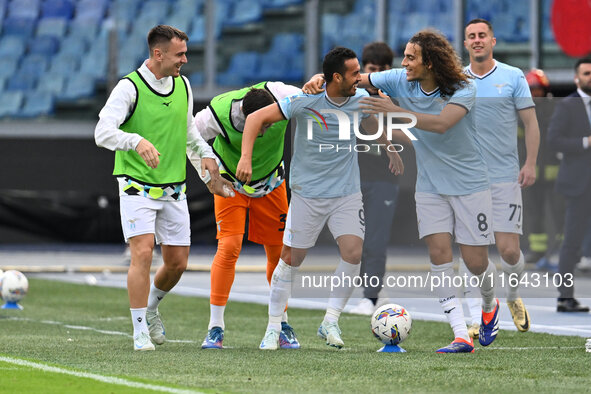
[
  {"left": 0, "top": 270, "right": 29, "bottom": 308},
  {"left": 371, "top": 303, "right": 412, "bottom": 347}
]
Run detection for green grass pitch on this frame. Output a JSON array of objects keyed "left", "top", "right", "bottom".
[{"left": 0, "top": 279, "right": 588, "bottom": 393}]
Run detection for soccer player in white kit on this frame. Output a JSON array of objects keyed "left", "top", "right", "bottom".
[
  {"left": 237, "top": 47, "right": 403, "bottom": 350},
  {"left": 461, "top": 19, "right": 540, "bottom": 337},
  {"left": 356, "top": 30, "right": 500, "bottom": 352}
]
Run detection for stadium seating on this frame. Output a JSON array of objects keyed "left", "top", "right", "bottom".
[
  {"left": 0, "top": 90, "right": 24, "bottom": 117},
  {"left": 19, "top": 91, "right": 54, "bottom": 117},
  {"left": 0, "top": 0, "right": 567, "bottom": 118},
  {"left": 36, "top": 16, "right": 69, "bottom": 38}
]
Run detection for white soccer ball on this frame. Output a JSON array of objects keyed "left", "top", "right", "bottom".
[
  {"left": 371, "top": 303, "right": 412, "bottom": 345},
  {"left": 0, "top": 270, "right": 29, "bottom": 303}
]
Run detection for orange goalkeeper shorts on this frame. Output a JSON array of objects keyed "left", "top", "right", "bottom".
[{"left": 213, "top": 182, "right": 288, "bottom": 245}]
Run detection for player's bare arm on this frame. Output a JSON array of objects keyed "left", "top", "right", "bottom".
[
  {"left": 517, "top": 106, "right": 540, "bottom": 188},
  {"left": 236, "top": 103, "right": 285, "bottom": 183},
  {"left": 360, "top": 95, "right": 468, "bottom": 134}
]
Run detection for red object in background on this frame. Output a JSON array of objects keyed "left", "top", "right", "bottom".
[{"left": 551, "top": 0, "right": 591, "bottom": 57}]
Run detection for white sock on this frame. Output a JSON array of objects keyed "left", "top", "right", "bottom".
[
  {"left": 501, "top": 251, "right": 525, "bottom": 302},
  {"left": 209, "top": 304, "right": 225, "bottom": 330},
  {"left": 267, "top": 259, "right": 297, "bottom": 332},
  {"left": 477, "top": 260, "right": 497, "bottom": 312},
  {"left": 431, "top": 262, "right": 469, "bottom": 341},
  {"left": 324, "top": 259, "right": 360, "bottom": 323},
  {"left": 282, "top": 310, "right": 288, "bottom": 323},
  {"left": 130, "top": 307, "right": 148, "bottom": 336},
  {"left": 147, "top": 282, "right": 167, "bottom": 312},
  {"left": 459, "top": 258, "right": 482, "bottom": 325}
]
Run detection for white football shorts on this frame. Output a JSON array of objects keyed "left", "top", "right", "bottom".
[
  {"left": 283, "top": 192, "right": 365, "bottom": 249},
  {"left": 119, "top": 195, "right": 191, "bottom": 245},
  {"left": 415, "top": 189, "right": 495, "bottom": 246},
  {"left": 490, "top": 181, "right": 523, "bottom": 234}
]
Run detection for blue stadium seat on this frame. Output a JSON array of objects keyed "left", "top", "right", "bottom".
[
  {"left": 167, "top": 11, "right": 193, "bottom": 33},
  {"left": 41, "top": 0, "right": 74, "bottom": 19},
  {"left": 36, "top": 74, "right": 66, "bottom": 95},
  {"left": 110, "top": 0, "right": 142, "bottom": 22},
  {"left": 58, "top": 73, "right": 96, "bottom": 101},
  {"left": 67, "top": 19, "right": 99, "bottom": 42},
  {"left": 117, "top": 55, "right": 143, "bottom": 77},
  {"left": 270, "top": 33, "right": 304, "bottom": 55},
  {"left": 140, "top": 0, "right": 170, "bottom": 18},
  {"left": 20, "top": 54, "right": 50, "bottom": 78},
  {"left": 2, "top": 16, "right": 37, "bottom": 38},
  {"left": 0, "top": 35, "right": 26, "bottom": 58},
  {"left": 225, "top": 0, "right": 262, "bottom": 27},
  {"left": 284, "top": 52, "right": 304, "bottom": 82},
  {"left": 36, "top": 16, "right": 68, "bottom": 38},
  {"left": 0, "top": 91, "right": 24, "bottom": 118},
  {"left": 28, "top": 35, "right": 60, "bottom": 57},
  {"left": 188, "top": 16, "right": 205, "bottom": 43},
  {"left": 216, "top": 51, "right": 260, "bottom": 86},
  {"left": 7, "top": 0, "right": 40, "bottom": 19},
  {"left": 6, "top": 73, "right": 37, "bottom": 92},
  {"left": 0, "top": 58, "right": 17, "bottom": 79},
  {"left": 177, "top": 0, "right": 204, "bottom": 14},
  {"left": 189, "top": 71, "right": 204, "bottom": 86},
  {"left": 262, "top": 0, "right": 303, "bottom": 8},
  {"left": 256, "top": 52, "right": 288, "bottom": 81},
  {"left": 58, "top": 35, "right": 88, "bottom": 57},
  {"left": 75, "top": 0, "right": 109, "bottom": 23},
  {"left": 18, "top": 91, "right": 55, "bottom": 117},
  {"left": 321, "top": 14, "right": 341, "bottom": 41},
  {"left": 49, "top": 53, "right": 80, "bottom": 76},
  {"left": 130, "top": 13, "right": 162, "bottom": 38}
]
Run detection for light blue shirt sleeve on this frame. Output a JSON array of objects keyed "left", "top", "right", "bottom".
[
  {"left": 367, "top": 69, "right": 405, "bottom": 97},
  {"left": 449, "top": 81, "right": 476, "bottom": 112},
  {"left": 513, "top": 70, "right": 535, "bottom": 110}
]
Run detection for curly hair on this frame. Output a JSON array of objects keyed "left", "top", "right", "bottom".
[{"left": 408, "top": 29, "right": 470, "bottom": 97}]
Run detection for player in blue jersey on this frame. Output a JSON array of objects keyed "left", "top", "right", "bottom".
[
  {"left": 237, "top": 47, "right": 404, "bottom": 350},
  {"left": 460, "top": 19, "right": 540, "bottom": 337},
  {"left": 320, "top": 30, "right": 499, "bottom": 353}
]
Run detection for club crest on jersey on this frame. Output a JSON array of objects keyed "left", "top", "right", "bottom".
[{"left": 493, "top": 83, "right": 508, "bottom": 94}]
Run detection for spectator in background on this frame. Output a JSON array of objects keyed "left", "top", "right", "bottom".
[
  {"left": 520, "top": 69, "right": 563, "bottom": 271},
  {"left": 349, "top": 42, "right": 406, "bottom": 315},
  {"left": 95, "top": 25, "right": 232, "bottom": 351},
  {"left": 547, "top": 58, "right": 591, "bottom": 312}
]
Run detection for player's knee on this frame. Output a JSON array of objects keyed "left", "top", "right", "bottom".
[
  {"left": 169, "top": 260, "right": 187, "bottom": 275},
  {"left": 341, "top": 246, "right": 362, "bottom": 264},
  {"left": 500, "top": 246, "right": 520, "bottom": 265},
  {"left": 130, "top": 244, "right": 154, "bottom": 266},
  {"left": 428, "top": 247, "right": 452, "bottom": 264},
  {"left": 217, "top": 235, "right": 243, "bottom": 261}
]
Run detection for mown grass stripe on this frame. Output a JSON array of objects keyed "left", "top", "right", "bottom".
[{"left": 0, "top": 356, "right": 203, "bottom": 394}]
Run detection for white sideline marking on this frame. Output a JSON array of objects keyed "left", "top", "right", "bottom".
[
  {"left": 6, "top": 317, "right": 197, "bottom": 343},
  {"left": 0, "top": 356, "right": 203, "bottom": 394}
]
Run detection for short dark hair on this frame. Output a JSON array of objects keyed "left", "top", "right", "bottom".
[
  {"left": 147, "top": 25, "right": 188, "bottom": 54},
  {"left": 361, "top": 42, "right": 394, "bottom": 68},
  {"left": 575, "top": 58, "right": 591, "bottom": 72},
  {"left": 322, "top": 47, "right": 358, "bottom": 83},
  {"left": 242, "top": 88, "right": 275, "bottom": 117},
  {"left": 465, "top": 18, "right": 494, "bottom": 34}
]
